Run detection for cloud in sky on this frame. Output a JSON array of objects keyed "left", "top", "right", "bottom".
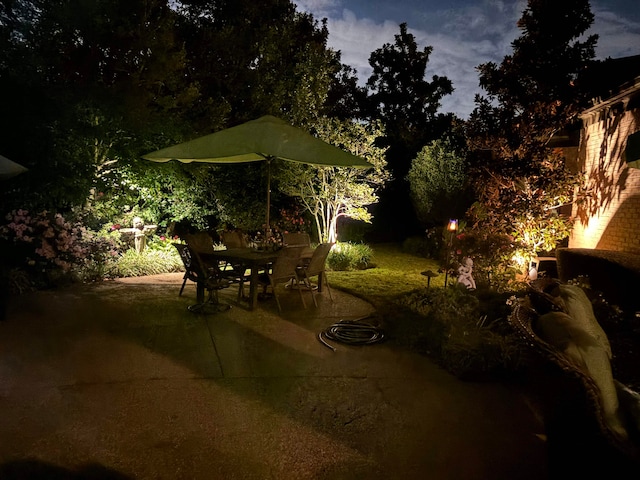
[{"left": 295, "top": 0, "right": 640, "bottom": 119}]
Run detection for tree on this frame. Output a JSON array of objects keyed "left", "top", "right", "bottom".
[
  {"left": 0, "top": 0, "right": 196, "bottom": 215},
  {"left": 366, "top": 22, "right": 454, "bottom": 176},
  {"left": 1, "top": 0, "right": 362, "bottom": 234},
  {"left": 466, "top": 0, "right": 598, "bottom": 259},
  {"left": 174, "top": 0, "right": 343, "bottom": 128},
  {"left": 279, "top": 118, "right": 390, "bottom": 243},
  {"left": 406, "top": 131, "right": 470, "bottom": 227},
  {"left": 326, "top": 64, "right": 368, "bottom": 121},
  {"left": 165, "top": 0, "right": 364, "bottom": 231},
  {"left": 364, "top": 23, "right": 454, "bottom": 240}
]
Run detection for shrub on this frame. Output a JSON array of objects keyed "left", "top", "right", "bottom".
[
  {"left": 1, "top": 209, "right": 121, "bottom": 288},
  {"left": 449, "top": 230, "right": 523, "bottom": 291},
  {"left": 110, "top": 248, "right": 183, "bottom": 278},
  {"left": 146, "top": 234, "right": 182, "bottom": 254},
  {"left": 402, "top": 230, "right": 442, "bottom": 258},
  {"left": 397, "top": 286, "right": 525, "bottom": 379},
  {"left": 327, "top": 242, "right": 372, "bottom": 271},
  {"left": 556, "top": 248, "right": 640, "bottom": 313}
]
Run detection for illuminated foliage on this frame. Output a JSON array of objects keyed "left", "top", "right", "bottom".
[
  {"left": 279, "top": 118, "right": 390, "bottom": 243},
  {"left": 407, "top": 132, "right": 471, "bottom": 227},
  {"left": 466, "top": 0, "right": 597, "bottom": 258}
]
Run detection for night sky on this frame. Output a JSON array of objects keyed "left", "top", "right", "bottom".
[{"left": 296, "top": 0, "right": 640, "bottom": 118}]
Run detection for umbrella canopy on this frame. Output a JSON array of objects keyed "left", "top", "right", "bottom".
[
  {"left": 0, "top": 154, "right": 28, "bottom": 180},
  {"left": 625, "top": 130, "right": 640, "bottom": 169},
  {"left": 143, "top": 115, "right": 372, "bottom": 230}
]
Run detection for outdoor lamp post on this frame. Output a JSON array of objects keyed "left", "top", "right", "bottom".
[{"left": 444, "top": 219, "right": 458, "bottom": 287}]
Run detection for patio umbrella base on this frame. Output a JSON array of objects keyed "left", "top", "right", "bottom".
[{"left": 188, "top": 300, "right": 231, "bottom": 314}]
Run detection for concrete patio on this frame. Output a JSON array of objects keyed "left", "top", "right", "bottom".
[{"left": 0, "top": 273, "right": 548, "bottom": 479}]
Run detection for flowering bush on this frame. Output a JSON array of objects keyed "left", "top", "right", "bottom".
[
  {"left": 1, "top": 209, "right": 121, "bottom": 288},
  {"left": 275, "top": 206, "right": 307, "bottom": 234},
  {"left": 448, "top": 229, "right": 525, "bottom": 291}
]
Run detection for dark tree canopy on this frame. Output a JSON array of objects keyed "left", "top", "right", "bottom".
[
  {"left": 468, "top": 0, "right": 597, "bottom": 170},
  {"left": 0, "top": 0, "right": 366, "bottom": 231},
  {"left": 363, "top": 22, "right": 454, "bottom": 240},
  {"left": 0, "top": 0, "right": 194, "bottom": 211},
  {"left": 174, "top": 0, "right": 349, "bottom": 130},
  {"left": 366, "top": 22, "right": 453, "bottom": 176}
]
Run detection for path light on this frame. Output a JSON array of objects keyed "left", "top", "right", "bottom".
[
  {"left": 421, "top": 270, "right": 439, "bottom": 288},
  {"left": 444, "top": 219, "right": 458, "bottom": 287}
]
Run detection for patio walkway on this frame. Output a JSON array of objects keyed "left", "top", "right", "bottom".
[{"left": 0, "top": 273, "right": 548, "bottom": 479}]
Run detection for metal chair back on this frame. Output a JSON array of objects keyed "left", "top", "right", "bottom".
[
  {"left": 282, "top": 232, "right": 311, "bottom": 247},
  {"left": 221, "top": 230, "right": 248, "bottom": 249},
  {"left": 297, "top": 242, "right": 334, "bottom": 306},
  {"left": 260, "top": 246, "right": 307, "bottom": 312}
]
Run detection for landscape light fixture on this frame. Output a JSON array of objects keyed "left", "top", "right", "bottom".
[{"left": 444, "top": 219, "right": 458, "bottom": 288}]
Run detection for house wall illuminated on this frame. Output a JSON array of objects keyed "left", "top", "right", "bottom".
[{"left": 569, "top": 80, "right": 640, "bottom": 254}]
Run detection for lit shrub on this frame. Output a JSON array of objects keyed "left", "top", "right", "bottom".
[
  {"left": 111, "top": 248, "right": 183, "bottom": 278},
  {"left": 327, "top": 242, "right": 372, "bottom": 271},
  {"left": 450, "top": 230, "right": 523, "bottom": 291}
]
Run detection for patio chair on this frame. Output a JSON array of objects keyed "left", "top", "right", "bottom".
[
  {"left": 182, "top": 231, "right": 216, "bottom": 254},
  {"left": 257, "top": 245, "right": 307, "bottom": 313},
  {"left": 283, "top": 232, "right": 314, "bottom": 267},
  {"left": 221, "top": 229, "right": 248, "bottom": 249},
  {"left": 174, "top": 243, "right": 231, "bottom": 313},
  {"left": 185, "top": 232, "right": 247, "bottom": 301},
  {"left": 173, "top": 243, "right": 198, "bottom": 297},
  {"left": 282, "top": 232, "right": 311, "bottom": 247},
  {"left": 295, "top": 242, "right": 334, "bottom": 307}
]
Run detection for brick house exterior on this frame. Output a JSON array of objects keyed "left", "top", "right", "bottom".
[{"left": 568, "top": 56, "right": 640, "bottom": 254}]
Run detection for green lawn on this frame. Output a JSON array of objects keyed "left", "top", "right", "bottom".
[{"left": 327, "top": 243, "right": 442, "bottom": 304}]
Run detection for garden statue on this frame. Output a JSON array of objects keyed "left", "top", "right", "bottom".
[
  {"left": 132, "top": 217, "right": 158, "bottom": 253},
  {"left": 457, "top": 257, "right": 476, "bottom": 290},
  {"left": 119, "top": 217, "right": 157, "bottom": 253},
  {"left": 133, "top": 217, "right": 147, "bottom": 253},
  {"left": 528, "top": 260, "right": 538, "bottom": 281}
]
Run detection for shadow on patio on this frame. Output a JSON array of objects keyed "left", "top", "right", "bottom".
[{"left": 0, "top": 273, "right": 547, "bottom": 479}]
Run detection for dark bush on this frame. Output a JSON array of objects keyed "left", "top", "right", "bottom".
[
  {"left": 396, "top": 285, "right": 526, "bottom": 380},
  {"left": 557, "top": 248, "right": 640, "bottom": 313}
]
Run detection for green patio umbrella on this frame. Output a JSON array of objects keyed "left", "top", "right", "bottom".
[
  {"left": 0, "top": 154, "right": 28, "bottom": 180},
  {"left": 142, "top": 115, "right": 372, "bottom": 231},
  {"left": 625, "top": 130, "right": 640, "bottom": 169}
]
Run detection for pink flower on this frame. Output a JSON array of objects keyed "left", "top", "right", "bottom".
[{"left": 36, "top": 240, "right": 56, "bottom": 259}]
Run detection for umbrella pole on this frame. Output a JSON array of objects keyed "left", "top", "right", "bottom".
[{"left": 266, "top": 157, "right": 271, "bottom": 237}]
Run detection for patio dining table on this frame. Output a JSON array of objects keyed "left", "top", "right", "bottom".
[{"left": 204, "top": 248, "right": 280, "bottom": 310}]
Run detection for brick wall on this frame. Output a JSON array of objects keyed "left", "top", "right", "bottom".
[{"left": 569, "top": 96, "right": 640, "bottom": 254}]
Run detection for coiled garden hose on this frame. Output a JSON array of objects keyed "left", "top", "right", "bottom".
[{"left": 318, "top": 317, "right": 385, "bottom": 351}]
